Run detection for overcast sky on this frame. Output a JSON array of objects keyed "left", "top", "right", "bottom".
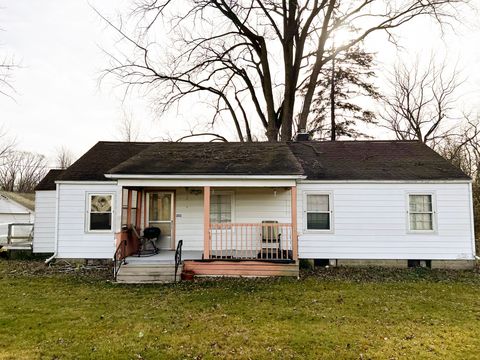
[{"left": 0, "top": 0, "right": 479, "bottom": 167}]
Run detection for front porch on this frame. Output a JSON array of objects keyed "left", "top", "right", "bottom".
[{"left": 114, "top": 184, "right": 299, "bottom": 282}]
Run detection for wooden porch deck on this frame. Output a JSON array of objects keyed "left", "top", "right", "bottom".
[{"left": 116, "top": 249, "right": 299, "bottom": 283}]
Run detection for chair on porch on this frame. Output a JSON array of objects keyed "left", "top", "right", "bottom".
[
  {"left": 258, "top": 220, "right": 281, "bottom": 259},
  {"left": 131, "top": 226, "right": 161, "bottom": 257}
]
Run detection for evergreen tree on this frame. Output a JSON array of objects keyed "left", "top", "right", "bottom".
[{"left": 308, "top": 45, "right": 381, "bottom": 140}]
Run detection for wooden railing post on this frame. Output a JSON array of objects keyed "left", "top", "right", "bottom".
[
  {"left": 203, "top": 186, "right": 211, "bottom": 259},
  {"left": 291, "top": 186, "right": 298, "bottom": 261}
]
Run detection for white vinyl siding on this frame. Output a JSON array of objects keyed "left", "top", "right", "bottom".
[
  {"left": 297, "top": 182, "right": 475, "bottom": 260},
  {"left": 57, "top": 183, "right": 120, "bottom": 259},
  {"left": 32, "top": 190, "right": 55, "bottom": 253}
]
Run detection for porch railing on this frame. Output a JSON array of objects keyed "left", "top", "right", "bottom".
[
  {"left": 113, "top": 239, "right": 127, "bottom": 280},
  {"left": 208, "top": 222, "right": 293, "bottom": 261}
]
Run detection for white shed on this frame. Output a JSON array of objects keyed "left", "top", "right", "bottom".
[{"left": 0, "top": 192, "right": 35, "bottom": 243}]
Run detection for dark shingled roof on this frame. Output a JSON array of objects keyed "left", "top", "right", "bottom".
[
  {"left": 109, "top": 142, "right": 304, "bottom": 176},
  {"left": 288, "top": 140, "right": 470, "bottom": 180},
  {"left": 58, "top": 142, "right": 154, "bottom": 181},
  {"left": 55, "top": 140, "right": 470, "bottom": 182},
  {"left": 35, "top": 169, "right": 64, "bottom": 191}
]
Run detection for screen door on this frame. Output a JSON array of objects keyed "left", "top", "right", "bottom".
[{"left": 147, "top": 192, "right": 174, "bottom": 250}]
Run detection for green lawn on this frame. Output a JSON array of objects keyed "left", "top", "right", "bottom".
[{"left": 0, "top": 261, "right": 479, "bottom": 359}]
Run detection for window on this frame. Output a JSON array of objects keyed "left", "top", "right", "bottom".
[
  {"left": 306, "top": 194, "right": 331, "bottom": 230},
  {"left": 121, "top": 189, "right": 139, "bottom": 227},
  {"left": 210, "top": 193, "right": 232, "bottom": 223},
  {"left": 88, "top": 194, "right": 113, "bottom": 231},
  {"left": 408, "top": 194, "right": 434, "bottom": 231}
]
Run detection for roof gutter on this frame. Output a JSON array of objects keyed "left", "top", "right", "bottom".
[
  {"left": 297, "top": 179, "right": 472, "bottom": 184},
  {"left": 104, "top": 174, "right": 306, "bottom": 180}
]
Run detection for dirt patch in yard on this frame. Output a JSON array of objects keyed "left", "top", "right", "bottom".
[{"left": 0, "top": 259, "right": 112, "bottom": 282}]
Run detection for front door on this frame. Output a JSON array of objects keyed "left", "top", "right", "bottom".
[{"left": 147, "top": 192, "right": 174, "bottom": 250}]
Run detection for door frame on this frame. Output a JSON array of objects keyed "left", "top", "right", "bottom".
[{"left": 145, "top": 190, "right": 176, "bottom": 250}]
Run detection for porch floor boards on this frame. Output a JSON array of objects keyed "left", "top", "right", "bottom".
[{"left": 125, "top": 250, "right": 203, "bottom": 265}]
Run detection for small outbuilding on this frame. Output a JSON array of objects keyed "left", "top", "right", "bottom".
[{"left": 0, "top": 191, "right": 35, "bottom": 246}]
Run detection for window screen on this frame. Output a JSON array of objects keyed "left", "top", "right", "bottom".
[
  {"left": 210, "top": 194, "right": 232, "bottom": 223},
  {"left": 306, "top": 194, "right": 330, "bottom": 230}
]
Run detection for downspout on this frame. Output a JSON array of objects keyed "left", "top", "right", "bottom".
[{"left": 45, "top": 183, "right": 60, "bottom": 264}]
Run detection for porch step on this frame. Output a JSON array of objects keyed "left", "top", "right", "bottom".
[{"left": 116, "top": 263, "right": 182, "bottom": 284}]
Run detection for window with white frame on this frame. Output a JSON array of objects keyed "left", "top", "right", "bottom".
[
  {"left": 210, "top": 193, "right": 232, "bottom": 223},
  {"left": 87, "top": 194, "right": 113, "bottom": 231},
  {"left": 408, "top": 194, "right": 434, "bottom": 231},
  {"left": 306, "top": 194, "right": 331, "bottom": 230}
]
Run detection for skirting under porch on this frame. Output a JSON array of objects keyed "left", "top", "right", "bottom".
[{"left": 183, "top": 260, "right": 299, "bottom": 277}]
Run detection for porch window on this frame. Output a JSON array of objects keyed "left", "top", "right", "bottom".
[
  {"left": 88, "top": 194, "right": 113, "bottom": 231},
  {"left": 408, "top": 194, "right": 434, "bottom": 231},
  {"left": 306, "top": 194, "right": 331, "bottom": 230},
  {"left": 210, "top": 193, "right": 232, "bottom": 223},
  {"left": 121, "top": 189, "right": 139, "bottom": 227}
]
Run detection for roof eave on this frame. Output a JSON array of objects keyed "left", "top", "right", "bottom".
[{"left": 104, "top": 173, "right": 307, "bottom": 180}]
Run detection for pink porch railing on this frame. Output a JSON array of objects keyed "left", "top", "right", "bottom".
[{"left": 208, "top": 222, "right": 294, "bottom": 261}]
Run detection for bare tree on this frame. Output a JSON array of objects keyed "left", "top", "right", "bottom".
[
  {"left": 0, "top": 126, "right": 15, "bottom": 165},
  {"left": 0, "top": 57, "right": 16, "bottom": 99},
  {"left": 117, "top": 111, "right": 141, "bottom": 142},
  {"left": 381, "top": 57, "right": 462, "bottom": 147},
  {"left": 96, "top": 0, "right": 467, "bottom": 142},
  {"left": 55, "top": 146, "right": 74, "bottom": 169},
  {"left": 0, "top": 151, "right": 48, "bottom": 193},
  {"left": 435, "top": 116, "right": 480, "bottom": 253},
  {"left": 1, "top": 16, "right": 18, "bottom": 100},
  {"left": 435, "top": 116, "right": 480, "bottom": 175}
]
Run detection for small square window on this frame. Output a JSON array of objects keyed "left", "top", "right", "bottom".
[
  {"left": 88, "top": 194, "right": 113, "bottom": 231},
  {"left": 306, "top": 194, "right": 331, "bottom": 230}
]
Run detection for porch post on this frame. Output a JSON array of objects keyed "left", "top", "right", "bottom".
[
  {"left": 126, "top": 189, "right": 133, "bottom": 226},
  {"left": 203, "top": 186, "right": 211, "bottom": 259},
  {"left": 136, "top": 190, "right": 143, "bottom": 228},
  {"left": 291, "top": 186, "right": 298, "bottom": 261}
]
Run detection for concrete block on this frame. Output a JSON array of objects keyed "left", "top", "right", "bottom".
[
  {"left": 336, "top": 259, "right": 408, "bottom": 268},
  {"left": 431, "top": 260, "right": 475, "bottom": 270}
]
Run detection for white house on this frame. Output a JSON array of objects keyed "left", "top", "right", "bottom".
[
  {"left": 33, "top": 140, "right": 476, "bottom": 282},
  {"left": 0, "top": 192, "right": 35, "bottom": 246},
  {"left": 33, "top": 169, "right": 63, "bottom": 253}
]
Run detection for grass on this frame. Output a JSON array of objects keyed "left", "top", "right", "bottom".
[{"left": 0, "top": 261, "right": 479, "bottom": 359}]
